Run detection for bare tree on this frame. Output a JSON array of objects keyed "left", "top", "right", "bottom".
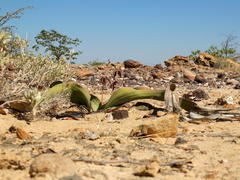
[
  {"left": 0, "top": 6, "right": 33, "bottom": 32},
  {"left": 221, "top": 34, "right": 238, "bottom": 58}
]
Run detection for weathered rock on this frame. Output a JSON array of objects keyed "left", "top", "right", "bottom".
[
  {"left": 16, "top": 127, "right": 32, "bottom": 140},
  {"left": 9, "top": 101, "right": 33, "bottom": 112},
  {"left": 130, "top": 113, "right": 179, "bottom": 138},
  {"left": 194, "top": 53, "right": 216, "bottom": 67},
  {"left": 170, "top": 72, "right": 182, "bottom": 83},
  {"left": 226, "top": 79, "right": 239, "bottom": 86},
  {"left": 75, "top": 69, "right": 92, "bottom": 79},
  {"left": 183, "top": 69, "right": 196, "bottom": 81},
  {"left": 183, "top": 89, "right": 209, "bottom": 101},
  {"left": 151, "top": 72, "right": 162, "bottom": 79},
  {"left": 194, "top": 74, "right": 207, "bottom": 83},
  {"left": 154, "top": 64, "right": 163, "bottom": 70},
  {"left": 234, "top": 84, "right": 240, "bottom": 89},
  {"left": 0, "top": 106, "right": 7, "bottom": 115},
  {"left": 124, "top": 59, "right": 142, "bottom": 68},
  {"left": 214, "top": 97, "right": 228, "bottom": 105},
  {"left": 217, "top": 72, "right": 227, "bottom": 79},
  {"left": 134, "top": 161, "right": 160, "bottom": 177},
  {"left": 164, "top": 55, "right": 189, "bottom": 67},
  {"left": 29, "top": 153, "right": 76, "bottom": 178},
  {"left": 112, "top": 110, "right": 129, "bottom": 120},
  {"left": 59, "top": 175, "right": 84, "bottom": 180}
]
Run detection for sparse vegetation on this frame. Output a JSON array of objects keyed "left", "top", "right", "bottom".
[
  {"left": 88, "top": 60, "right": 106, "bottom": 66},
  {"left": 33, "top": 29, "right": 81, "bottom": 62},
  {"left": 189, "top": 34, "right": 239, "bottom": 61}
]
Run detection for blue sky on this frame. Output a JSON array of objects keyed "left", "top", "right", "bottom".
[{"left": 1, "top": 0, "right": 240, "bottom": 65}]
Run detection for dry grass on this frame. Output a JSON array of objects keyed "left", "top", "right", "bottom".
[{"left": 214, "top": 58, "right": 240, "bottom": 73}]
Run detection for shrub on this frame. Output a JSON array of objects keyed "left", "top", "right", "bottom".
[
  {"left": 88, "top": 60, "right": 106, "bottom": 66},
  {"left": 0, "top": 53, "right": 73, "bottom": 101}
]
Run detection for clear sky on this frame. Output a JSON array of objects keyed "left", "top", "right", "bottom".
[{"left": 1, "top": 0, "right": 240, "bottom": 65}]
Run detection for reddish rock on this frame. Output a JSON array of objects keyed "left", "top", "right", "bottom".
[
  {"left": 124, "top": 59, "right": 142, "bottom": 68},
  {"left": 194, "top": 53, "right": 216, "bottom": 67},
  {"left": 75, "top": 69, "right": 92, "bottom": 79},
  {"left": 0, "top": 106, "right": 7, "bottom": 115},
  {"left": 164, "top": 55, "right": 189, "bottom": 67},
  {"left": 9, "top": 101, "right": 33, "bottom": 112},
  {"left": 183, "top": 69, "right": 196, "bottom": 81}
]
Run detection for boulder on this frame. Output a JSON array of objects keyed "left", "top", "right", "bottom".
[
  {"left": 194, "top": 53, "right": 216, "bottom": 67},
  {"left": 124, "top": 59, "right": 142, "bottom": 68},
  {"left": 164, "top": 55, "right": 189, "bottom": 67}
]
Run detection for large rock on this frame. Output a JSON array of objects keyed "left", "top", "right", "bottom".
[
  {"left": 29, "top": 153, "right": 76, "bottom": 178},
  {"left": 183, "top": 69, "right": 196, "bottom": 81},
  {"left": 124, "top": 59, "right": 142, "bottom": 68},
  {"left": 164, "top": 55, "right": 189, "bottom": 67},
  {"left": 75, "top": 69, "right": 92, "bottom": 79},
  {"left": 194, "top": 53, "right": 216, "bottom": 67}
]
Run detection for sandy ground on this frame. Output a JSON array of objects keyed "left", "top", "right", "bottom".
[{"left": 0, "top": 86, "right": 240, "bottom": 180}]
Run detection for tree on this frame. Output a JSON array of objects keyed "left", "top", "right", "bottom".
[
  {"left": 220, "top": 34, "right": 238, "bottom": 58},
  {"left": 0, "top": 6, "right": 33, "bottom": 32},
  {"left": 204, "top": 46, "right": 223, "bottom": 57},
  {"left": 33, "top": 30, "right": 81, "bottom": 62}
]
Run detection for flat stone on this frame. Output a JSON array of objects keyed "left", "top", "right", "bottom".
[
  {"left": 29, "top": 153, "right": 76, "bottom": 178},
  {"left": 112, "top": 110, "right": 129, "bottom": 120}
]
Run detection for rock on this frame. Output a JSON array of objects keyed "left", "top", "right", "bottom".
[
  {"left": 164, "top": 55, "right": 189, "bottom": 67},
  {"left": 124, "top": 59, "right": 142, "bottom": 68},
  {"left": 226, "top": 79, "right": 239, "bottom": 86},
  {"left": 234, "top": 84, "right": 240, "bottom": 89},
  {"left": 29, "top": 153, "right": 76, "bottom": 178},
  {"left": 194, "top": 74, "right": 207, "bottom": 83},
  {"left": 175, "top": 137, "right": 187, "bottom": 145},
  {"left": 226, "top": 96, "right": 234, "bottom": 105},
  {"left": 59, "top": 175, "right": 84, "bottom": 180},
  {"left": 112, "top": 110, "right": 129, "bottom": 120},
  {"left": 217, "top": 72, "right": 226, "bottom": 79},
  {"left": 154, "top": 64, "right": 163, "bottom": 70},
  {"left": 129, "top": 113, "right": 179, "bottom": 138},
  {"left": 214, "top": 97, "right": 228, "bottom": 105},
  {"left": 183, "top": 69, "right": 196, "bottom": 81},
  {"left": 9, "top": 101, "right": 32, "bottom": 112},
  {"left": 85, "top": 130, "right": 100, "bottom": 140},
  {"left": 70, "top": 128, "right": 99, "bottom": 140},
  {"left": 0, "top": 106, "right": 7, "bottom": 115},
  {"left": 194, "top": 53, "right": 216, "bottom": 67},
  {"left": 151, "top": 72, "right": 162, "bottom": 79},
  {"left": 183, "top": 89, "right": 209, "bottom": 101},
  {"left": 75, "top": 69, "right": 92, "bottom": 79},
  {"left": 133, "top": 161, "right": 160, "bottom": 177},
  {"left": 16, "top": 127, "right": 32, "bottom": 140},
  {"left": 170, "top": 72, "right": 182, "bottom": 83}
]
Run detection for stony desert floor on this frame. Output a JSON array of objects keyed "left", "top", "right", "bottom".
[{"left": 0, "top": 58, "right": 240, "bottom": 180}]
